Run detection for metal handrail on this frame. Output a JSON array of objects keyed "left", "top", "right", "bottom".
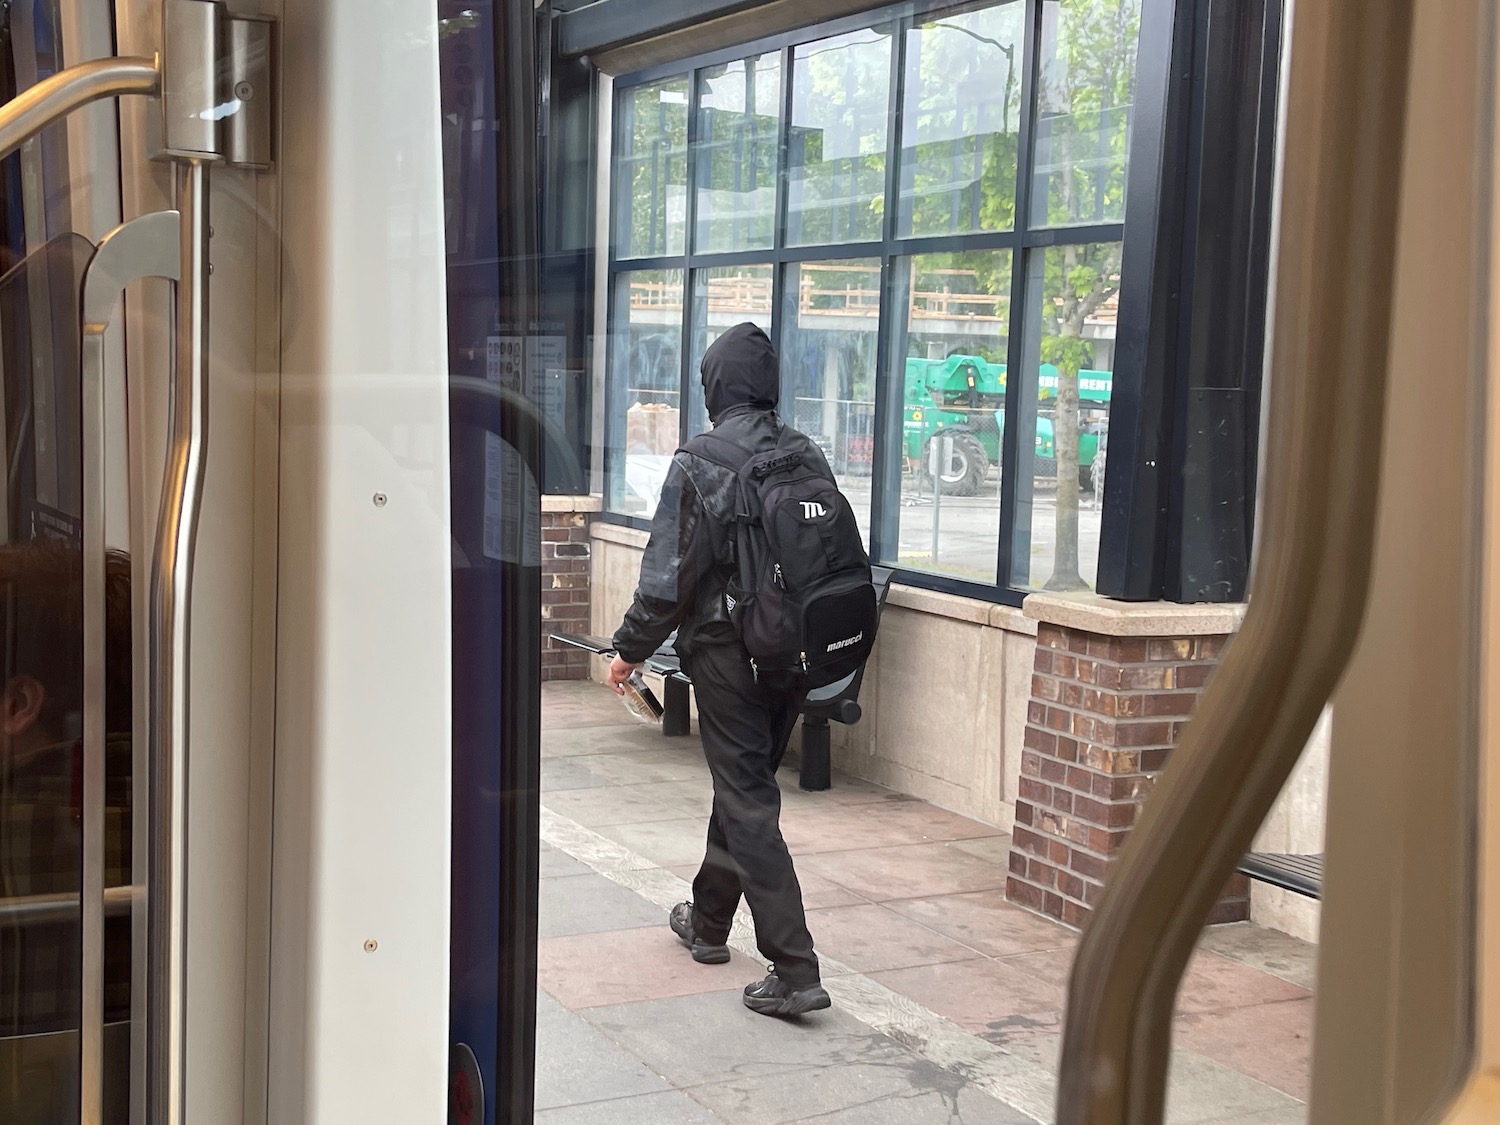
[
  {"left": 0, "top": 56, "right": 157, "bottom": 163},
  {"left": 0, "top": 885, "right": 133, "bottom": 926},
  {"left": 1053, "top": 0, "right": 1416, "bottom": 1121},
  {"left": 80, "top": 207, "right": 182, "bottom": 1125}
]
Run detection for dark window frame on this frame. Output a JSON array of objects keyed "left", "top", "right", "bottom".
[{"left": 601, "top": 0, "right": 1153, "bottom": 607}]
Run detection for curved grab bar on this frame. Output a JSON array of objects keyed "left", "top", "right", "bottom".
[
  {"left": 81, "top": 208, "right": 182, "bottom": 1125},
  {"left": 1054, "top": 1, "right": 1416, "bottom": 1121},
  {"left": 0, "top": 56, "right": 157, "bottom": 162}
]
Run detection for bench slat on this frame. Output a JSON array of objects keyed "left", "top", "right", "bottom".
[{"left": 1237, "top": 852, "right": 1323, "bottom": 899}]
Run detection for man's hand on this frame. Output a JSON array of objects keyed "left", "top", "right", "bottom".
[{"left": 607, "top": 654, "right": 642, "bottom": 695}]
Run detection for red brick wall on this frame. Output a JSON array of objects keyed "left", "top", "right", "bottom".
[
  {"left": 1005, "top": 623, "right": 1249, "bottom": 927},
  {"left": 542, "top": 508, "right": 592, "bottom": 682}
]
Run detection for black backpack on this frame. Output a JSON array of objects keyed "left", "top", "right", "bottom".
[{"left": 700, "top": 425, "right": 878, "bottom": 687}]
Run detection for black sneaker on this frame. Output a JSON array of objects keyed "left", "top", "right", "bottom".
[
  {"left": 669, "top": 902, "right": 730, "bottom": 965},
  {"left": 742, "top": 972, "right": 831, "bottom": 1017}
]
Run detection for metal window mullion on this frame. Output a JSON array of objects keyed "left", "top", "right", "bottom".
[
  {"left": 780, "top": 45, "right": 792, "bottom": 255},
  {"left": 999, "top": 0, "right": 1044, "bottom": 589},
  {"left": 869, "top": 14, "right": 910, "bottom": 563},
  {"left": 679, "top": 68, "right": 703, "bottom": 446},
  {"left": 1022, "top": 221, "right": 1126, "bottom": 247},
  {"left": 893, "top": 229, "right": 1023, "bottom": 257},
  {"left": 776, "top": 44, "right": 794, "bottom": 251}
]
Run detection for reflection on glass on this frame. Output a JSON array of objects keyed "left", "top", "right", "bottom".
[
  {"left": 615, "top": 78, "right": 690, "bottom": 258},
  {"left": 886, "top": 250, "right": 1011, "bottom": 581},
  {"left": 696, "top": 53, "right": 782, "bottom": 253},
  {"left": 899, "top": 2, "right": 1025, "bottom": 237},
  {"left": 0, "top": 236, "right": 135, "bottom": 1124},
  {"left": 785, "top": 29, "right": 893, "bottom": 246},
  {"left": 688, "top": 264, "right": 774, "bottom": 436},
  {"left": 1011, "top": 242, "right": 1119, "bottom": 590},
  {"left": 608, "top": 269, "right": 685, "bottom": 517},
  {"left": 780, "top": 259, "right": 881, "bottom": 542},
  {"left": 1030, "top": 0, "right": 1142, "bottom": 228}
]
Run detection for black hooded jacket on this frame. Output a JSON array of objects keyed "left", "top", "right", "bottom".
[{"left": 613, "top": 323, "right": 822, "bottom": 665}]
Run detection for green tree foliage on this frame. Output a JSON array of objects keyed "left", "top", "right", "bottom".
[
  {"left": 1034, "top": 0, "right": 1139, "bottom": 590},
  {"left": 621, "top": 79, "right": 689, "bottom": 258},
  {"left": 903, "top": 5, "right": 1025, "bottom": 238},
  {"left": 697, "top": 55, "right": 782, "bottom": 251},
  {"left": 790, "top": 30, "right": 893, "bottom": 244}
]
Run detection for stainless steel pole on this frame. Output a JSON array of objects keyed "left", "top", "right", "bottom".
[{"left": 148, "top": 157, "right": 209, "bottom": 1125}]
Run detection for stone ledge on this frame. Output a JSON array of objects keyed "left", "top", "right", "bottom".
[
  {"left": 542, "top": 494, "right": 604, "bottom": 514},
  {"left": 886, "top": 585, "right": 992, "bottom": 625},
  {"left": 1024, "top": 591, "right": 1245, "bottom": 638},
  {"left": 885, "top": 586, "right": 1038, "bottom": 635},
  {"left": 590, "top": 521, "right": 651, "bottom": 549}
]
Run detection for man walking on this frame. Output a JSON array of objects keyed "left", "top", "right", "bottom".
[{"left": 608, "top": 322, "right": 830, "bottom": 1018}]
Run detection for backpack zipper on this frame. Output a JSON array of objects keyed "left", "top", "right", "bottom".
[{"left": 773, "top": 563, "right": 784, "bottom": 587}]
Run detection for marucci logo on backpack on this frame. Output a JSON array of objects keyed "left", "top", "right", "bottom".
[{"left": 700, "top": 424, "right": 879, "bottom": 688}]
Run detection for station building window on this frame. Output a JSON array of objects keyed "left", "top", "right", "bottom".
[{"left": 604, "top": 0, "right": 1142, "bottom": 600}]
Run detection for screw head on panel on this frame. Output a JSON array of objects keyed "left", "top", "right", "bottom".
[
  {"left": 364, "top": 939, "right": 378, "bottom": 953},
  {"left": 373, "top": 493, "right": 388, "bottom": 508},
  {"left": 235, "top": 81, "right": 255, "bottom": 101}
]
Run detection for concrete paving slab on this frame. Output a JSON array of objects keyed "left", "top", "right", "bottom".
[
  {"left": 798, "top": 841, "right": 1012, "bottom": 901},
  {"left": 948, "top": 835, "right": 1015, "bottom": 865},
  {"left": 779, "top": 801, "right": 1002, "bottom": 854},
  {"left": 534, "top": 991, "right": 670, "bottom": 1110},
  {"left": 870, "top": 957, "right": 1065, "bottom": 1046},
  {"left": 578, "top": 990, "right": 911, "bottom": 1089},
  {"left": 631, "top": 779, "right": 717, "bottom": 818},
  {"left": 541, "top": 758, "right": 612, "bottom": 792},
  {"left": 884, "top": 892, "right": 1073, "bottom": 959},
  {"left": 542, "top": 786, "right": 688, "bottom": 828},
  {"left": 1009, "top": 1036, "right": 1305, "bottom": 1125},
  {"left": 539, "top": 874, "right": 677, "bottom": 939},
  {"left": 586, "top": 751, "right": 713, "bottom": 786},
  {"left": 687, "top": 1058, "right": 1039, "bottom": 1125},
  {"left": 999, "top": 946, "right": 1309, "bottom": 1014},
  {"left": 805, "top": 903, "right": 985, "bottom": 972},
  {"left": 534, "top": 1090, "right": 731, "bottom": 1125},
  {"left": 1175, "top": 998, "right": 1315, "bottom": 1102},
  {"left": 538, "top": 926, "right": 748, "bottom": 1010},
  {"left": 666, "top": 865, "right": 868, "bottom": 910},
  {"left": 595, "top": 817, "right": 713, "bottom": 869},
  {"left": 1198, "top": 922, "right": 1318, "bottom": 992},
  {"left": 542, "top": 723, "right": 663, "bottom": 758},
  {"left": 539, "top": 844, "right": 594, "bottom": 880}
]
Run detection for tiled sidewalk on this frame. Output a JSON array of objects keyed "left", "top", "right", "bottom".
[{"left": 536, "top": 680, "right": 1315, "bottom": 1125}]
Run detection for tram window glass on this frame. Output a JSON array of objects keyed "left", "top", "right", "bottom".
[
  {"left": 898, "top": 2, "right": 1025, "bottom": 238},
  {"left": 615, "top": 78, "right": 690, "bottom": 259},
  {"left": 608, "top": 268, "right": 685, "bottom": 518},
  {"left": 695, "top": 53, "right": 783, "bottom": 254},
  {"left": 1009, "top": 242, "right": 1120, "bottom": 591},
  {"left": 784, "top": 29, "right": 893, "bottom": 247},
  {"left": 779, "top": 259, "right": 882, "bottom": 542},
  {"left": 887, "top": 251, "right": 1011, "bottom": 581},
  {"left": 602, "top": 0, "right": 1143, "bottom": 601},
  {"left": 1031, "top": 0, "right": 1141, "bottom": 229},
  {"left": 688, "top": 264, "right": 774, "bottom": 436}
]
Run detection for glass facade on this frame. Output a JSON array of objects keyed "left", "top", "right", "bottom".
[{"left": 605, "top": 0, "right": 1143, "bottom": 599}]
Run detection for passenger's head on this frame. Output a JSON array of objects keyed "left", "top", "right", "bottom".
[
  {"left": 0, "top": 539, "right": 131, "bottom": 755},
  {"left": 700, "top": 322, "right": 778, "bottom": 424}
]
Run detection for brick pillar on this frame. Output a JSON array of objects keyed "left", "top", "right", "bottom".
[
  {"left": 1005, "top": 596, "right": 1249, "bottom": 928},
  {"left": 541, "top": 497, "right": 601, "bottom": 681}
]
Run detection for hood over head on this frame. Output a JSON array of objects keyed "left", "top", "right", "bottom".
[{"left": 701, "top": 322, "right": 778, "bottom": 423}]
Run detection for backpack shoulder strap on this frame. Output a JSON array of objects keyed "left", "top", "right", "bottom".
[{"left": 689, "top": 430, "right": 755, "bottom": 473}]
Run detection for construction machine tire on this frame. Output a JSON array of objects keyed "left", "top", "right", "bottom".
[{"left": 922, "top": 431, "right": 988, "bottom": 497}]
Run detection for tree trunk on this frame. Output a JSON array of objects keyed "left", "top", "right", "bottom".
[{"left": 1047, "top": 358, "right": 1088, "bottom": 591}]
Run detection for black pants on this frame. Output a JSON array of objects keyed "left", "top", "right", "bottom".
[{"left": 684, "top": 642, "right": 819, "bottom": 986}]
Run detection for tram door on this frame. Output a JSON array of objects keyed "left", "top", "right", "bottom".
[{"left": 0, "top": 0, "right": 474, "bottom": 1122}]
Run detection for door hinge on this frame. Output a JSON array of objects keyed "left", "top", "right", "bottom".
[{"left": 156, "top": 0, "right": 275, "bottom": 170}]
